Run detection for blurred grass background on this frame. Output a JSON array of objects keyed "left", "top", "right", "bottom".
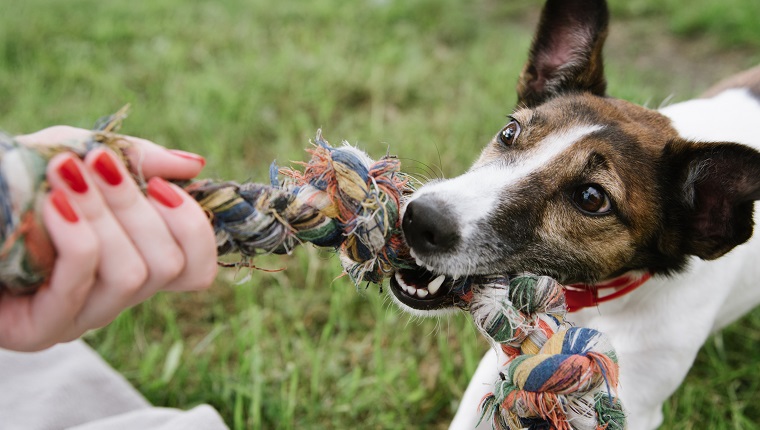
[{"left": 1, "top": 0, "right": 759, "bottom": 428}]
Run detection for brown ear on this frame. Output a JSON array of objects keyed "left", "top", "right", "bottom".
[
  {"left": 666, "top": 140, "right": 760, "bottom": 260},
  {"left": 517, "top": 0, "right": 609, "bottom": 108}
]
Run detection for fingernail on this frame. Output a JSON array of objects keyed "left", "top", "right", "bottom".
[
  {"left": 92, "top": 151, "right": 123, "bottom": 186},
  {"left": 168, "top": 149, "right": 206, "bottom": 167},
  {"left": 147, "top": 177, "right": 183, "bottom": 208},
  {"left": 50, "top": 189, "right": 79, "bottom": 223},
  {"left": 57, "top": 158, "right": 88, "bottom": 193}
]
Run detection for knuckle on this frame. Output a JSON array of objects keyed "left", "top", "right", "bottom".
[
  {"left": 66, "top": 235, "right": 100, "bottom": 262},
  {"left": 153, "top": 247, "right": 185, "bottom": 284},
  {"left": 194, "top": 267, "right": 218, "bottom": 291},
  {"left": 116, "top": 261, "right": 149, "bottom": 296}
]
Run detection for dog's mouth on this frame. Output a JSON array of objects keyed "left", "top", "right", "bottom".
[{"left": 388, "top": 267, "right": 471, "bottom": 311}]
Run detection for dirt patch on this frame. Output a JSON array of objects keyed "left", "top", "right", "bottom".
[{"left": 607, "top": 16, "right": 759, "bottom": 97}]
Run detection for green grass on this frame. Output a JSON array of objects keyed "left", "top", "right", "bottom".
[
  {"left": 610, "top": 0, "right": 760, "bottom": 48},
  {"left": 1, "top": 0, "right": 760, "bottom": 428}
]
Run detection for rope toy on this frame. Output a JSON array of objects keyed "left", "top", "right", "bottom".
[
  {"left": 0, "top": 108, "right": 417, "bottom": 293},
  {"left": 183, "top": 130, "right": 416, "bottom": 286},
  {"left": 0, "top": 110, "right": 626, "bottom": 429},
  {"left": 469, "top": 276, "right": 625, "bottom": 429}
]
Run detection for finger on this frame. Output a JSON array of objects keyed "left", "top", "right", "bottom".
[
  {"left": 120, "top": 135, "right": 205, "bottom": 180},
  {"left": 46, "top": 153, "right": 148, "bottom": 329},
  {"left": 0, "top": 190, "right": 98, "bottom": 351},
  {"left": 146, "top": 177, "right": 218, "bottom": 291},
  {"left": 83, "top": 148, "right": 186, "bottom": 303},
  {"left": 16, "top": 125, "right": 206, "bottom": 181},
  {"left": 15, "top": 125, "right": 92, "bottom": 146}
]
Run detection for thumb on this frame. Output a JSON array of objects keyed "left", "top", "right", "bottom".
[{"left": 15, "top": 126, "right": 206, "bottom": 181}]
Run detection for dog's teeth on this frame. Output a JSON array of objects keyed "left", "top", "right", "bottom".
[
  {"left": 409, "top": 249, "right": 418, "bottom": 259},
  {"left": 416, "top": 288, "right": 429, "bottom": 298},
  {"left": 394, "top": 271, "right": 405, "bottom": 285},
  {"left": 428, "top": 275, "right": 445, "bottom": 295},
  {"left": 395, "top": 272, "right": 411, "bottom": 293},
  {"left": 415, "top": 256, "right": 425, "bottom": 267}
]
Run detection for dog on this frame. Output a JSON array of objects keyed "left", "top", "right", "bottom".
[{"left": 385, "top": 0, "right": 760, "bottom": 428}]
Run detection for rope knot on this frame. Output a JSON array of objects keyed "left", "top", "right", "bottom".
[
  {"left": 471, "top": 275, "right": 625, "bottom": 430},
  {"left": 281, "top": 131, "right": 414, "bottom": 284}
]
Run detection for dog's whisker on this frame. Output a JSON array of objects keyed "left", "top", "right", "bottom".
[{"left": 396, "top": 157, "right": 444, "bottom": 181}]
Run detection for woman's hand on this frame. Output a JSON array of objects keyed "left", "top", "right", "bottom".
[{"left": 0, "top": 126, "right": 218, "bottom": 352}]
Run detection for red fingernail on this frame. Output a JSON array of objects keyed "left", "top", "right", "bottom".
[
  {"left": 92, "top": 151, "right": 123, "bottom": 186},
  {"left": 168, "top": 149, "right": 206, "bottom": 167},
  {"left": 50, "top": 189, "right": 79, "bottom": 223},
  {"left": 147, "top": 177, "right": 183, "bottom": 208},
  {"left": 57, "top": 158, "right": 88, "bottom": 193}
]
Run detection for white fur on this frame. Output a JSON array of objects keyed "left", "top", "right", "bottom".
[
  {"left": 450, "top": 88, "right": 760, "bottom": 430},
  {"left": 660, "top": 88, "right": 760, "bottom": 146}
]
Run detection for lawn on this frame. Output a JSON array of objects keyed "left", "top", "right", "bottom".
[{"left": 1, "top": 0, "right": 759, "bottom": 428}]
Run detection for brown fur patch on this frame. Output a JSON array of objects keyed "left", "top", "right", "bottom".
[{"left": 478, "top": 93, "right": 689, "bottom": 282}]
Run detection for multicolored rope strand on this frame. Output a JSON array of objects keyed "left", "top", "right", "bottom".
[
  {"left": 469, "top": 276, "right": 625, "bottom": 429},
  {"left": 0, "top": 111, "right": 625, "bottom": 429},
  {"left": 184, "top": 130, "right": 417, "bottom": 286}
]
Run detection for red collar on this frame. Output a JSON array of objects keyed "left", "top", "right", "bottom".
[{"left": 563, "top": 272, "right": 652, "bottom": 312}]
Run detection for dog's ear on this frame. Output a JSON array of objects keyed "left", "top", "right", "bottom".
[
  {"left": 666, "top": 140, "right": 760, "bottom": 260},
  {"left": 517, "top": 0, "right": 609, "bottom": 108}
]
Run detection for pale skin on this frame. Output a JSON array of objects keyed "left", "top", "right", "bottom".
[{"left": 0, "top": 126, "right": 218, "bottom": 352}]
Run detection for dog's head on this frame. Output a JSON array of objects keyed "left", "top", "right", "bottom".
[{"left": 390, "top": 0, "right": 760, "bottom": 314}]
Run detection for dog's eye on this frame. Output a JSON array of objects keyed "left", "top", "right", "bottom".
[
  {"left": 498, "top": 121, "right": 520, "bottom": 146},
  {"left": 572, "top": 184, "right": 612, "bottom": 214}
]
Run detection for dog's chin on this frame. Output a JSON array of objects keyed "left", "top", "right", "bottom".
[{"left": 387, "top": 267, "right": 469, "bottom": 317}]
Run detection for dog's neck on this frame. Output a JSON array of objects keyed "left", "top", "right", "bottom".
[
  {"left": 564, "top": 271, "right": 652, "bottom": 312},
  {"left": 660, "top": 88, "right": 760, "bottom": 148}
]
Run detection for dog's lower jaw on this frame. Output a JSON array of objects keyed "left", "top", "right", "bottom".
[
  {"left": 386, "top": 288, "right": 459, "bottom": 318},
  {"left": 387, "top": 269, "right": 472, "bottom": 316}
]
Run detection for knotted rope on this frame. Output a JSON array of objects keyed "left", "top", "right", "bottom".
[
  {"left": 183, "top": 130, "right": 416, "bottom": 286},
  {"left": 0, "top": 111, "right": 626, "bottom": 429},
  {"left": 0, "top": 109, "right": 416, "bottom": 293},
  {"left": 469, "top": 276, "right": 625, "bottom": 429}
]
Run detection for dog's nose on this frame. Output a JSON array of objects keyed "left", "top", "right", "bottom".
[{"left": 402, "top": 195, "right": 460, "bottom": 254}]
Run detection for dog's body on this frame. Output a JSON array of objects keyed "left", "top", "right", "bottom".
[
  {"left": 453, "top": 85, "right": 760, "bottom": 430},
  {"left": 386, "top": 1, "right": 760, "bottom": 428}
]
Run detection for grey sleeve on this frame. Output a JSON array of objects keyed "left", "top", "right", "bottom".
[{"left": 0, "top": 340, "right": 228, "bottom": 430}]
